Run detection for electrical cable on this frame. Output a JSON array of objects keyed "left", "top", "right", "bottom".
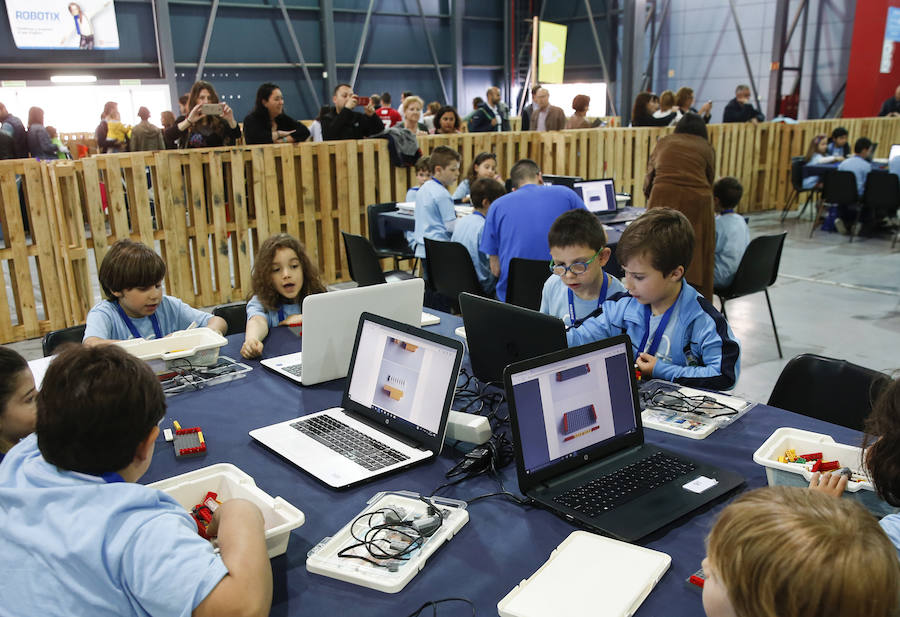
[{"left": 404, "top": 597, "right": 476, "bottom": 617}]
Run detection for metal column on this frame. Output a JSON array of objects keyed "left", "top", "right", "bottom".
[
  {"left": 349, "top": 0, "right": 376, "bottom": 90},
  {"left": 320, "top": 0, "right": 338, "bottom": 100},
  {"left": 641, "top": 0, "right": 671, "bottom": 92},
  {"left": 453, "top": 0, "right": 465, "bottom": 110},
  {"left": 151, "top": 0, "right": 179, "bottom": 110},
  {"left": 727, "top": 0, "right": 762, "bottom": 114},
  {"left": 194, "top": 0, "right": 219, "bottom": 84},
  {"left": 415, "top": 0, "right": 450, "bottom": 104},
  {"left": 621, "top": 0, "right": 646, "bottom": 125},
  {"left": 584, "top": 0, "right": 617, "bottom": 117}
]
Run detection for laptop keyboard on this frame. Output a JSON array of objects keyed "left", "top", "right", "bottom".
[
  {"left": 282, "top": 363, "right": 302, "bottom": 377},
  {"left": 554, "top": 452, "right": 696, "bottom": 517},
  {"left": 291, "top": 415, "right": 410, "bottom": 471}
]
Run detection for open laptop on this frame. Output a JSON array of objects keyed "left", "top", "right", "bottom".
[
  {"left": 573, "top": 177, "right": 644, "bottom": 224},
  {"left": 251, "top": 312, "right": 464, "bottom": 489},
  {"left": 459, "top": 293, "right": 567, "bottom": 385},
  {"left": 504, "top": 336, "right": 743, "bottom": 542},
  {"left": 541, "top": 174, "right": 582, "bottom": 189},
  {"left": 890, "top": 144, "right": 900, "bottom": 162},
  {"left": 260, "top": 278, "right": 424, "bottom": 386}
]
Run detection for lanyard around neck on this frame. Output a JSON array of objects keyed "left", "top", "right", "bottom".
[
  {"left": 567, "top": 274, "right": 609, "bottom": 327},
  {"left": 115, "top": 302, "right": 162, "bottom": 339},
  {"left": 637, "top": 287, "right": 680, "bottom": 356},
  {"left": 278, "top": 307, "right": 285, "bottom": 322}
]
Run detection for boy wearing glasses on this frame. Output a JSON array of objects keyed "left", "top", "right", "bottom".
[
  {"left": 540, "top": 209, "right": 626, "bottom": 327},
  {"left": 568, "top": 208, "right": 740, "bottom": 391}
]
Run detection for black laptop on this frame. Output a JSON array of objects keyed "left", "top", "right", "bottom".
[
  {"left": 503, "top": 335, "right": 743, "bottom": 542},
  {"left": 459, "top": 293, "right": 567, "bottom": 385}
]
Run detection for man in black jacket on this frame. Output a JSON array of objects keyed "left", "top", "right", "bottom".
[
  {"left": 878, "top": 86, "right": 900, "bottom": 117},
  {"left": 722, "top": 85, "right": 765, "bottom": 123},
  {"left": 0, "top": 102, "right": 28, "bottom": 158},
  {"left": 321, "top": 84, "right": 384, "bottom": 141},
  {"left": 469, "top": 87, "right": 510, "bottom": 133}
]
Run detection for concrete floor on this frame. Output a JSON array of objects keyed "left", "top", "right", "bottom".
[{"left": 5, "top": 210, "right": 899, "bottom": 404}]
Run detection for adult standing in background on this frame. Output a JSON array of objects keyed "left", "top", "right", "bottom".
[
  {"left": 644, "top": 113, "right": 716, "bottom": 298},
  {"left": 321, "top": 84, "right": 383, "bottom": 141},
  {"left": 520, "top": 85, "right": 542, "bottom": 131},
  {"left": 433, "top": 106, "right": 462, "bottom": 134},
  {"left": 129, "top": 107, "right": 164, "bottom": 152},
  {"left": 878, "top": 86, "right": 900, "bottom": 117},
  {"left": 401, "top": 96, "right": 428, "bottom": 135},
  {"left": 26, "top": 107, "right": 58, "bottom": 160},
  {"left": 723, "top": 85, "right": 764, "bottom": 123},
  {"left": 0, "top": 103, "right": 27, "bottom": 158},
  {"left": 469, "top": 87, "right": 509, "bottom": 133},
  {"left": 166, "top": 81, "right": 241, "bottom": 148},
  {"left": 242, "top": 82, "right": 310, "bottom": 145},
  {"left": 160, "top": 111, "right": 177, "bottom": 149},
  {"left": 566, "top": 94, "right": 601, "bottom": 129},
  {"left": 96, "top": 101, "right": 124, "bottom": 153},
  {"left": 529, "top": 88, "right": 566, "bottom": 131}
]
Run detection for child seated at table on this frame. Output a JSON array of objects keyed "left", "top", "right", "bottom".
[
  {"left": 826, "top": 126, "right": 850, "bottom": 158},
  {"left": 0, "top": 348, "right": 36, "bottom": 463},
  {"left": 83, "top": 238, "right": 227, "bottom": 344},
  {"left": 0, "top": 344, "right": 273, "bottom": 616},
  {"left": 405, "top": 155, "right": 431, "bottom": 203},
  {"left": 453, "top": 151, "right": 502, "bottom": 202},
  {"left": 713, "top": 177, "right": 750, "bottom": 290},
  {"left": 412, "top": 145, "right": 461, "bottom": 262},
  {"left": 451, "top": 176, "right": 505, "bottom": 296},
  {"left": 835, "top": 137, "right": 874, "bottom": 234},
  {"left": 567, "top": 208, "right": 740, "bottom": 391},
  {"left": 809, "top": 377, "right": 900, "bottom": 556},
  {"left": 802, "top": 134, "right": 844, "bottom": 190},
  {"left": 241, "top": 233, "right": 326, "bottom": 359},
  {"left": 702, "top": 486, "right": 899, "bottom": 617},
  {"left": 540, "top": 209, "right": 626, "bottom": 327}
]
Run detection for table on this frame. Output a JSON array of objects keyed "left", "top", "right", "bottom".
[
  {"left": 143, "top": 313, "right": 862, "bottom": 617},
  {"left": 802, "top": 160, "right": 887, "bottom": 179}
]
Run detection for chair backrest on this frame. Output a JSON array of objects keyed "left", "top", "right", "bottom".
[
  {"left": 42, "top": 324, "right": 86, "bottom": 356},
  {"left": 341, "top": 231, "right": 388, "bottom": 286},
  {"left": 367, "top": 202, "right": 412, "bottom": 255},
  {"left": 864, "top": 171, "right": 900, "bottom": 216},
  {"left": 768, "top": 353, "right": 890, "bottom": 431},
  {"left": 213, "top": 301, "right": 248, "bottom": 336},
  {"left": 424, "top": 238, "right": 485, "bottom": 310},
  {"left": 720, "top": 232, "right": 786, "bottom": 299},
  {"left": 506, "top": 257, "right": 550, "bottom": 310},
  {"left": 790, "top": 156, "right": 806, "bottom": 192},
  {"left": 822, "top": 170, "right": 858, "bottom": 204}
]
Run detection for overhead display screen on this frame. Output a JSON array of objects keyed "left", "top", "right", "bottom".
[{"left": 6, "top": 0, "right": 120, "bottom": 50}]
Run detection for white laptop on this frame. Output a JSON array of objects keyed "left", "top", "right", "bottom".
[
  {"left": 260, "top": 278, "right": 424, "bottom": 386},
  {"left": 250, "top": 312, "right": 464, "bottom": 489}
]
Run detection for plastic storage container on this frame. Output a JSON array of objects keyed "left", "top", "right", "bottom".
[
  {"left": 148, "top": 463, "right": 305, "bottom": 558},
  {"left": 115, "top": 327, "right": 227, "bottom": 372},
  {"left": 753, "top": 427, "right": 897, "bottom": 517}
]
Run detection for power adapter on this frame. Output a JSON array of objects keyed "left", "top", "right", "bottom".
[{"left": 458, "top": 446, "right": 492, "bottom": 475}]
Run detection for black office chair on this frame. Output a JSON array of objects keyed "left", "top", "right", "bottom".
[
  {"left": 367, "top": 202, "right": 417, "bottom": 272},
  {"left": 780, "top": 156, "right": 820, "bottom": 223},
  {"left": 862, "top": 172, "right": 900, "bottom": 241},
  {"left": 42, "top": 324, "right": 86, "bottom": 356},
  {"left": 714, "top": 232, "right": 787, "bottom": 358},
  {"left": 768, "top": 353, "right": 890, "bottom": 431},
  {"left": 812, "top": 170, "right": 857, "bottom": 238},
  {"left": 341, "top": 231, "right": 416, "bottom": 286},
  {"left": 506, "top": 258, "right": 550, "bottom": 311},
  {"left": 213, "top": 302, "right": 248, "bottom": 336},
  {"left": 424, "top": 238, "right": 487, "bottom": 313}
]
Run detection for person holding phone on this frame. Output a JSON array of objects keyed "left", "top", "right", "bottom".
[
  {"left": 243, "top": 83, "right": 311, "bottom": 145},
  {"left": 321, "top": 83, "right": 384, "bottom": 141},
  {"left": 165, "top": 80, "right": 241, "bottom": 149}
]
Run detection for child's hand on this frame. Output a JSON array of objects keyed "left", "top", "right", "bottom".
[
  {"left": 279, "top": 314, "right": 303, "bottom": 327},
  {"left": 241, "top": 337, "right": 264, "bottom": 359},
  {"left": 808, "top": 471, "right": 848, "bottom": 497},
  {"left": 635, "top": 352, "right": 657, "bottom": 377}
]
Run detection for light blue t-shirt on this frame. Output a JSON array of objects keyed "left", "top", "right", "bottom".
[
  {"left": 0, "top": 435, "right": 229, "bottom": 617},
  {"left": 890, "top": 155, "right": 900, "bottom": 178},
  {"left": 83, "top": 295, "right": 212, "bottom": 341},
  {"left": 802, "top": 153, "right": 839, "bottom": 189},
  {"left": 452, "top": 178, "right": 470, "bottom": 201},
  {"left": 540, "top": 272, "right": 626, "bottom": 327},
  {"left": 880, "top": 513, "right": 900, "bottom": 558},
  {"left": 451, "top": 211, "right": 496, "bottom": 296},
  {"left": 405, "top": 186, "right": 419, "bottom": 203},
  {"left": 413, "top": 178, "right": 457, "bottom": 258},
  {"left": 714, "top": 212, "right": 750, "bottom": 289},
  {"left": 246, "top": 294, "right": 301, "bottom": 329},
  {"left": 838, "top": 155, "right": 871, "bottom": 196}
]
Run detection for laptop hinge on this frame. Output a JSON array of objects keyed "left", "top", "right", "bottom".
[{"left": 344, "top": 409, "right": 424, "bottom": 450}]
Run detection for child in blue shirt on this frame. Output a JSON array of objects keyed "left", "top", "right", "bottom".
[
  {"left": 0, "top": 348, "right": 36, "bottom": 462},
  {"left": 83, "top": 239, "right": 227, "bottom": 344},
  {"left": 836, "top": 137, "right": 874, "bottom": 234},
  {"left": 451, "top": 177, "right": 505, "bottom": 296},
  {"left": 568, "top": 208, "right": 740, "bottom": 391},
  {"left": 405, "top": 155, "right": 431, "bottom": 203},
  {"left": 540, "top": 209, "right": 626, "bottom": 327},
  {"left": 713, "top": 177, "right": 750, "bottom": 290},
  {"left": 241, "top": 233, "right": 327, "bottom": 359},
  {"left": 413, "top": 145, "right": 461, "bottom": 260},
  {"left": 826, "top": 126, "right": 850, "bottom": 158},
  {"left": 453, "top": 151, "right": 502, "bottom": 201},
  {"left": 0, "top": 344, "right": 272, "bottom": 616}
]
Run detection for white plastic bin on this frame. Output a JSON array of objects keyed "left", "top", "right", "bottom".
[
  {"left": 148, "top": 463, "right": 305, "bottom": 558},
  {"left": 753, "top": 427, "right": 897, "bottom": 517},
  {"left": 115, "top": 327, "right": 227, "bottom": 372}
]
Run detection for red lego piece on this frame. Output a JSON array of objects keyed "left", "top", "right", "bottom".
[
  {"left": 811, "top": 460, "right": 821, "bottom": 473},
  {"left": 818, "top": 460, "right": 840, "bottom": 472},
  {"left": 800, "top": 452, "right": 823, "bottom": 461}
]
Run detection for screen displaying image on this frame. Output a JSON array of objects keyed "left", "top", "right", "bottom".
[
  {"left": 6, "top": 0, "right": 120, "bottom": 50},
  {"left": 574, "top": 180, "right": 616, "bottom": 213}
]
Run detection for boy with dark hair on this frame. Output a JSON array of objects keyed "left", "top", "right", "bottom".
[
  {"left": 405, "top": 155, "right": 432, "bottom": 202},
  {"left": 377, "top": 91, "right": 401, "bottom": 129},
  {"left": 540, "top": 209, "right": 626, "bottom": 327},
  {"left": 451, "top": 177, "right": 506, "bottom": 296},
  {"left": 83, "top": 239, "right": 227, "bottom": 344},
  {"left": 0, "top": 345, "right": 272, "bottom": 616},
  {"left": 836, "top": 137, "right": 874, "bottom": 234},
  {"left": 713, "top": 176, "right": 750, "bottom": 289},
  {"left": 412, "top": 146, "right": 462, "bottom": 261},
  {"left": 568, "top": 208, "right": 740, "bottom": 390}
]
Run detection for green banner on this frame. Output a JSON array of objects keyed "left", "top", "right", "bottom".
[{"left": 538, "top": 21, "right": 568, "bottom": 84}]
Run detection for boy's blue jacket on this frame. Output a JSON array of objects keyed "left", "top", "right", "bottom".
[{"left": 567, "top": 282, "right": 740, "bottom": 391}]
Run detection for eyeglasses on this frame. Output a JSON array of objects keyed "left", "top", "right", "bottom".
[{"left": 549, "top": 249, "right": 602, "bottom": 277}]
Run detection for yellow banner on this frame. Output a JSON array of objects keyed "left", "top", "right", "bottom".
[{"left": 538, "top": 21, "right": 568, "bottom": 84}]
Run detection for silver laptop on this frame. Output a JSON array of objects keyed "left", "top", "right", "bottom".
[
  {"left": 250, "top": 312, "right": 464, "bottom": 489},
  {"left": 260, "top": 278, "right": 424, "bottom": 386}
]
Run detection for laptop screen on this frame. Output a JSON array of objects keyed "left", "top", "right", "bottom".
[
  {"left": 507, "top": 341, "right": 638, "bottom": 475},
  {"left": 573, "top": 179, "right": 616, "bottom": 213},
  {"left": 346, "top": 318, "right": 459, "bottom": 438},
  {"left": 890, "top": 144, "right": 900, "bottom": 161}
]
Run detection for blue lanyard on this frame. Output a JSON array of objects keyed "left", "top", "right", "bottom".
[
  {"left": 637, "top": 289, "right": 680, "bottom": 356},
  {"left": 567, "top": 274, "right": 609, "bottom": 326},
  {"left": 115, "top": 302, "right": 162, "bottom": 339},
  {"left": 278, "top": 307, "right": 285, "bottom": 322},
  {"left": 720, "top": 209, "right": 734, "bottom": 215},
  {"left": 99, "top": 472, "right": 124, "bottom": 483},
  {"left": 431, "top": 178, "right": 445, "bottom": 188}
]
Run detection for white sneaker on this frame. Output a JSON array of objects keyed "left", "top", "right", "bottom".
[{"left": 834, "top": 219, "right": 848, "bottom": 235}]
